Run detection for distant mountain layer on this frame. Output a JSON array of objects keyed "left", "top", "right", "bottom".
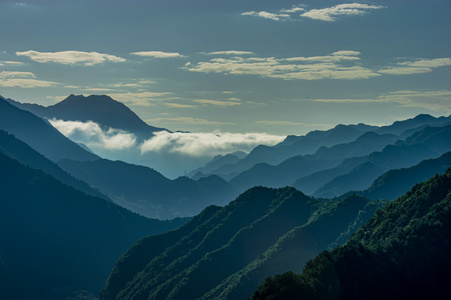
[
  {"left": 360, "top": 151, "right": 451, "bottom": 200},
  {"left": 58, "top": 158, "right": 238, "bottom": 219},
  {"left": 251, "top": 167, "right": 451, "bottom": 299},
  {"left": 100, "top": 187, "right": 385, "bottom": 300},
  {"left": 0, "top": 152, "right": 186, "bottom": 300},
  {"left": 4, "top": 94, "right": 168, "bottom": 139},
  {"left": 0, "top": 97, "right": 98, "bottom": 162},
  {"left": 312, "top": 125, "right": 451, "bottom": 198},
  {"left": 193, "top": 114, "right": 451, "bottom": 181}
]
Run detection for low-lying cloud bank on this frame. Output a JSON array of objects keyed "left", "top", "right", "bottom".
[
  {"left": 49, "top": 118, "right": 285, "bottom": 158},
  {"left": 49, "top": 119, "right": 137, "bottom": 150},
  {"left": 141, "top": 131, "right": 285, "bottom": 157}
]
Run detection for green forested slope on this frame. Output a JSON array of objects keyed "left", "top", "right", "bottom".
[
  {"left": 251, "top": 167, "right": 451, "bottom": 299},
  {"left": 101, "top": 187, "right": 385, "bottom": 300}
]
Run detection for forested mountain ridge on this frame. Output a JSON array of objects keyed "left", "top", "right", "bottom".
[
  {"left": 0, "top": 152, "right": 186, "bottom": 300},
  {"left": 251, "top": 167, "right": 451, "bottom": 299},
  {"left": 100, "top": 187, "right": 385, "bottom": 300}
]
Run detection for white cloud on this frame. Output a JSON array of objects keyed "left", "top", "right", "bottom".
[
  {"left": 280, "top": 6, "right": 305, "bottom": 13},
  {"left": 378, "top": 57, "right": 451, "bottom": 75},
  {"left": 0, "top": 71, "right": 58, "bottom": 88},
  {"left": 130, "top": 51, "right": 186, "bottom": 58},
  {"left": 0, "top": 61, "right": 26, "bottom": 66},
  {"left": 207, "top": 51, "right": 255, "bottom": 56},
  {"left": 184, "top": 51, "right": 379, "bottom": 80},
  {"left": 49, "top": 119, "right": 137, "bottom": 150},
  {"left": 242, "top": 3, "right": 385, "bottom": 22},
  {"left": 301, "top": 3, "right": 386, "bottom": 22},
  {"left": 16, "top": 50, "right": 126, "bottom": 66},
  {"left": 141, "top": 131, "right": 285, "bottom": 157},
  {"left": 242, "top": 11, "right": 290, "bottom": 21}
]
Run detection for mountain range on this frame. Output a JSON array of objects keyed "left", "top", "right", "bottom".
[{"left": 1, "top": 92, "right": 450, "bottom": 299}]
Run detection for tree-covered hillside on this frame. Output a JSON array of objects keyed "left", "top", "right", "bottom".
[
  {"left": 100, "top": 187, "right": 385, "bottom": 300},
  {"left": 251, "top": 167, "right": 451, "bottom": 299}
]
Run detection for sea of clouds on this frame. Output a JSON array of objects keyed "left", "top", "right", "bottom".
[{"left": 49, "top": 119, "right": 285, "bottom": 178}]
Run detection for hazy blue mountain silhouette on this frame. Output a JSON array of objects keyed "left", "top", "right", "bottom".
[
  {"left": 0, "top": 152, "right": 186, "bottom": 300},
  {"left": 5, "top": 94, "right": 169, "bottom": 140},
  {"left": 58, "top": 158, "right": 238, "bottom": 219},
  {"left": 0, "top": 130, "right": 107, "bottom": 200},
  {"left": 229, "top": 131, "right": 400, "bottom": 194},
  {"left": 193, "top": 114, "right": 450, "bottom": 181},
  {"left": 358, "top": 151, "right": 451, "bottom": 200},
  {"left": 100, "top": 187, "right": 384, "bottom": 300},
  {"left": 0, "top": 97, "right": 98, "bottom": 162},
  {"left": 312, "top": 125, "right": 451, "bottom": 198}
]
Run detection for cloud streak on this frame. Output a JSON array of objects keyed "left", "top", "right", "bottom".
[
  {"left": 301, "top": 3, "right": 386, "bottom": 22},
  {"left": 130, "top": 51, "right": 185, "bottom": 58},
  {"left": 184, "top": 51, "right": 380, "bottom": 80},
  {"left": 16, "top": 50, "right": 126, "bottom": 66},
  {"left": 0, "top": 71, "right": 58, "bottom": 88},
  {"left": 242, "top": 3, "right": 385, "bottom": 22}
]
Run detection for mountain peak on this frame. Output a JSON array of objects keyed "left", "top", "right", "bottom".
[{"left": 47, "top": 94, "right": 169, "bottom": 138}]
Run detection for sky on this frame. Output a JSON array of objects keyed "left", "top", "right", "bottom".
[
  {"left": 1, "top": 0, "right": 451, "bottom": 135},
  {"left": 1, "top": 0, "right": 451, "bottom": 177}
]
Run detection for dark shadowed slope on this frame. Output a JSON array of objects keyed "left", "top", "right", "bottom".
[
  {"left": 0, "top": 152, "right": 186, "bottom": 300},
  {"left": 0, "top": 97, "right": 98, "bottom": 162},
  {"left": 100, "top": 187, "right": 385, "bottom": 300},
  {"left": 252, "top": 167, "right": 451, "bottom": 300},
  {"left": 0, "top": 129, "right": 107, "bottom": 200}
]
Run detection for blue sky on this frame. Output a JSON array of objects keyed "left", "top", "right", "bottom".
[{"left": 1, "top": 0, "right": 451, "bottom": 136}]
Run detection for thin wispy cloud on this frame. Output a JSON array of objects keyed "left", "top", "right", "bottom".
[
  {"left": 311, "top": 90, "right": 451, "bottom": 114},
  {"left": 106, "top": 91, "right": 173, "bottom": 106},
  {"left": 242, "top": 11, "right": 290, "bottom": 21},
  {"left": 141, "top": 131, "right": 285, "bottom": 157},
  {"left": 194, "top": 99, "right": 241, "bottom": 106},
  {"left": 0, "top": 61, "right": 26, "bottom": 66},
  {"left": 207, "top": 51, "right": 255, "bottom": 56},
  {"left": 16, "top": 50, "right": 126, "bottom": 66},
  {"left": 301, "top": 3, "right": 386, "bottom": 22},
  {"left": 0, "top": 71, "right": 58, "bottom": 88},
  {"left": 243, "top": 3, "right": 386, "bottom": 22},
  {"left": 184, "top": 51, "right": 379, "bottom": 80},
  {"left": 379, "top": 58, "right": 451, "bottom": 75},
  {"left": 130, "top": 51, "right": 186, "bottom": 58}
]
